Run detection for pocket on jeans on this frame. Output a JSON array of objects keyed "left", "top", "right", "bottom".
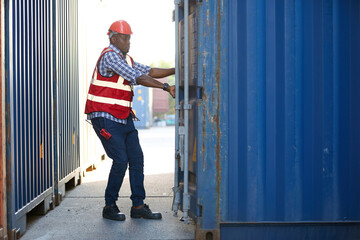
[
  {"left": 91, "top": 117, "right": 106, "bottom": 133},
  {"left": 101, "top": 117, "right": 107, "bottom": 130}
]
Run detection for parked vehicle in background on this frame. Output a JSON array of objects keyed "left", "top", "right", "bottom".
[
  {"left": 165, "top": 115, "right": 175, "bottom": 126},
  {"left": 153, "top": 117, "right": 167, "bottom": 127}
]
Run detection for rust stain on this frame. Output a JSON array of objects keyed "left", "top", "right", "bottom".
[
  {"left": 5, "top": 102, "right": 12, "bottom": 226},
  {"left": 192, "top": 136, "right": 197, "bottom": 162},
  {"left": 203, "top": 64, "right": 206, "bottom": 90},
  {"left": 202, "top": 106, "right": 206, "bottom": 171},
  {"left": 206, "top": 9, "right": 209, "bottom": 26},
  {"left": 195, "top": 224, "right": 220, "bottom": 240},
  {"left": 40, "top": 142, "right": 44, "bottom": 159},
  {"left": 0, "top": 37, "right": 3, "bottom": 227},
  {"left": 6, "top": 104, "right": 10, "bottom": 143},
  {"left": 202, "top": 64, "right": 206, "bottom": 171},
  {"left": 215, "top": 0, "right": 222, "bottom": 224}
]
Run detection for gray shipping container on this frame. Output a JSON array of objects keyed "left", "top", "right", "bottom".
[{"left": 54, "top": 0, "right": 80, "bottom": 204}]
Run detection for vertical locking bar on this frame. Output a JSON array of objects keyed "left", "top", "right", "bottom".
[
  {"left": 172, "top": 0, "right": 181, "bottom": 216},
  {"left": 182, "top": 0, "right": 190, "bottom": 223}
]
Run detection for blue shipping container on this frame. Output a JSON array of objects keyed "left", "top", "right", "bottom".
[
  {"left": 5, "top": 0, "right": 80, "bottom": 237},
  {"left": 5, "top": 0, "right": 55, "bottom": 236},
  {"left": 175, "top": 0, "right": 360, "bottom": 239},
  {"left": 132, "top": 85, "right": 152, "bottom": 129}
]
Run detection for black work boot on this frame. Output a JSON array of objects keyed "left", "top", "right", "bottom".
[
  {"left": 103, "top": 204, "right": 126, "bottom": 221},
  {"left": 130, "top": 204, "right": 162, "bottom": 219}
]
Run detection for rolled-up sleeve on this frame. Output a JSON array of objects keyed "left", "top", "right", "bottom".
[{"left": 133, "top": 61, "right": 151, "bottom": 76}]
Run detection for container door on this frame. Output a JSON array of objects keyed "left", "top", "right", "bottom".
[
  {"left": 54, "top": 0, "right": 80, "bottom": 204},
  {"left": 176, "top": 1, "right": 200, "bottom": 220},
  {"left": 5, "top": 0, "right": 55, "bottom": 236}
]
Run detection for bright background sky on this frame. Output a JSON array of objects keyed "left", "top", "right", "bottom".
[
  {"left": 79, "top": 0, "right": 175, "bottom": 66},
  {"left": 78, "top": 0, "right": 177, "bottom": 176}
]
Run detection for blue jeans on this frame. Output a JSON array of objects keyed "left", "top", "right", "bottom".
[{"left": 91, "top": 116, "right": 145, "bottom": 207}]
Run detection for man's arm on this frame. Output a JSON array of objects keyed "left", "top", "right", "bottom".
[
  {"left": 149, "top": 68, "right": 175, "bottom": 78},
  {"left": 136, "top": 74, "right": 175, "bottom": 98}
]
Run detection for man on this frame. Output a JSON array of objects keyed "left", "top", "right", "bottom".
[{"left": 85, "top": 20, "right": 175, "bottom": 221}]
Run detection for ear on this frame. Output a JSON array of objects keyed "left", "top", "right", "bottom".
[{"left": 110, "top": 36, "right": 116, "bottom": 44}]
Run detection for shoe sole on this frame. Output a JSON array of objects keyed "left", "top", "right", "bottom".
[
  {"left": 130, "top": 214, "right": 162, "bottom": 220},
  {"left": 103, "top": 215, "right": 126, "bottom": 221}
]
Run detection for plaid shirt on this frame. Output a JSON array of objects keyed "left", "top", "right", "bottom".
[{"left": 87, "top": 44, "right": 150, "bottom": 124}]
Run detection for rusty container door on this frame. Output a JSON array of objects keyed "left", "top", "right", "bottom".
[
  {"left": 176, "top": 1, "right": 200, "bottom": 221},
  {"left": 5, "top": 0, "right": 55, "bottom": 237},
  {"left": 54, "top": 0, "right": 80, "bottom": 204}
]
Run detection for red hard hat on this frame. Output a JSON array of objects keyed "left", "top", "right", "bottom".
[{"left": 107, "top": 20, "right": 132, "bottom": 35}]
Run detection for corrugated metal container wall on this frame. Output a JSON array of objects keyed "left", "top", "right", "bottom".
[
  {"left": 55, "top": 0, "right": 80, "bottom": 202},
  {"left": 183, "top": 0, "right": 360, "bottom": 239},
  {"left": 133, "top": 86, "right": 153, "bottom": 129},
  {"left": 5, "top": 0, "right": 54, "bottom": 236},
  {"left": 0, "top": 2, "right": 6, "bottom": 238}
]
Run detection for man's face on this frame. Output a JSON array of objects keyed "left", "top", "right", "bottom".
[{"left": 111, "top": 33, "right": 131, "bottom": 55}]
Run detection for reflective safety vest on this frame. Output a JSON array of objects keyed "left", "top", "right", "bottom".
[{"left": 85, "top": 47, "right": 135, "bottom": 119}]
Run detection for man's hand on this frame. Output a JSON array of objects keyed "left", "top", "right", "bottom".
[{"left": 168, "top": 85, "right": 175, "bottom": 98}]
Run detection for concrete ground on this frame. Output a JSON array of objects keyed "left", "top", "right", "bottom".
[{"left": 21, "top": 126, "right": 195, "bottom": 240}]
